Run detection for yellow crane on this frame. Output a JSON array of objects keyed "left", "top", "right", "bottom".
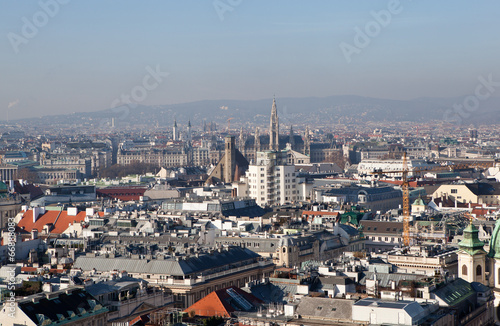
[
  {"left": 370, "top": 152, "right": 411, "bottom": 246},
  {"left": 371, "top": 153, "right": 488, "bottom": 246}
]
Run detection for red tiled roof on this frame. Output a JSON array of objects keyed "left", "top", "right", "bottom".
[
  {"left": 96, "top": 187, "right": 146, "bottom": 201},
  {"left": 51, "top": 211, "right": 86, "bottom": 234},
  {"left": 49, "top": 268, "right": 68, "bottom": 274},
  {"left": 18, "top": 210, "right": 59, "bottom": 233},
  {"left": 184, "top": 286, "right": 262, "bottom": 318},
  {"left": 21, "top": 267, "right": 37, "bottom": 273},
  {"left": 471, "top": 207, "right": 497, "bottom": 217},
  {"left": 17, "top": 210, "right": 88, "bottom": 234},
  {"left": 302, "top": 211, "right": 339, "bottom": 216},
  {"left": 129, "top": 314, "right": 150, "bottom": 326},
  {"left": 301, "top": 211, "right": 339, "bottom": 222}
]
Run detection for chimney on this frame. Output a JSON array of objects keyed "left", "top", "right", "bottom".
[
  {"left": 67, "top": 207, "right": 78, "bottom": 216},
  {"left": 32, "top": 207, "right": 41, "bottom": 223}
]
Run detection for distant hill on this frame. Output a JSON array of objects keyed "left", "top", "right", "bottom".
[{"left": 11, "top": 95, "right": 500, "bottom": 128}]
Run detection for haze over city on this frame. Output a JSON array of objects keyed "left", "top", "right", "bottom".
[
  {"left": 3, "top": 3, "right": 500, "bottom": 326},
  {"left": 2, "top": 1, "right": 500, "bottom": 120}
]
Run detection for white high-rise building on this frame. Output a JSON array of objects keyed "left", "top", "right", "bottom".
[{"left": 245, "top": 150, "right": 298, "bottom": 206}]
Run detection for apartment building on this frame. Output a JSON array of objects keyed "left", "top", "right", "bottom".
[{"left": 245, "top": 150, "right": 298, "bottom": 206}]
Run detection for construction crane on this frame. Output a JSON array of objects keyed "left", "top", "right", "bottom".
[
  {"left": 370, "top": 152, "right": 412, "bottom": 246},
  {"left": 371, "top": 153, "right": 489, "bottom": 246},
  {"left": 227, "top": 117, "right": 233, "bottom": 132}
]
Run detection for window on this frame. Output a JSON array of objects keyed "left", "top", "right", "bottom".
[
  {"left": 462, "top": 264, "right": 468, "bottom": 276},
  {"left": 451, "top": 189, "right": 457, "bottom": 194},
  {"left": 476, "top": 265, "right": 482, "bottom": 276}
]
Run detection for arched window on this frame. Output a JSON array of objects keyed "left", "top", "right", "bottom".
[
  {"left": 477, "top": 265, "right": 482, "bottom": 276},
  {"left": 498, "top": 268, "right": 500, "bottom": 285},
  {"left": 462, "top": 264, "right": 468, "bottom": 276}
]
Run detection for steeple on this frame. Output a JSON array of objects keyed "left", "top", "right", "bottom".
[
  {"left": 238, "top": 127, "right": 245, "bottom": 151},
  {"left": 304, "top": 126, "right": 310, "bottom": 156},
  {"left": 255, "top": 127, "right": 261, "bottom": 152},
  {"left": 458, "top": 222, "right": 487, "bottom": 284},
  {"left": 187, "top": 119, "right": 192, "bottom": 143},
  {"left": 269, "top": 96, "right": 279, "bottom": 151},
  {"left": 173, "top": 119, "right": 179, "bottom": 141},
  {"left": 459, "top": 223, "right": 485, "bottom": 255}
]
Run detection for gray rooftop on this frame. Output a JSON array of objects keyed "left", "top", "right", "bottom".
[
  {"left": 74, "top": 246, "right": 259, "bottom": 277},
  {"left": 296, "top": 297, "right": 353, "bottom": 321}
]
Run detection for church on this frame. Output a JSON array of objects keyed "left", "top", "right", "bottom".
[
  {"left": 458, "top": 220, "right": 500, "bottom": 318},
  {"left": 238, "top": 97, "right": 344, "bottom": 165},
  {"left": 237, "top": 97, "right": 308, "bottom": 163}
]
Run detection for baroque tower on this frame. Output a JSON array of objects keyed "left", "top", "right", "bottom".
[
  {"left": 269, "top": 97, "right": 279, "bottom": 151},
  {"left": 458, "top": 223, "right": 486, "bottom": 285}
]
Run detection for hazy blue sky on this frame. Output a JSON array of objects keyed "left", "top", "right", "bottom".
[{"left": 1, "top": 1, "right": 500, "bottom": 119}]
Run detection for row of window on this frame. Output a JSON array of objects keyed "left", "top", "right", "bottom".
[{"left": 367, "top": 236, "right": 402, "bottom": 243}]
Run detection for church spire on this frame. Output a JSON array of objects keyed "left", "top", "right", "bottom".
[
  {"left": 304, "top": 126, "right": 310, "bottom": 156},
  {"left": 269, "top": 96, "right": 279, "bottom": 151},
  {"left": 238, "top": 127, "right": 245, "bottom": 151},
  {"left": 255, "top": 127, "right": 261, "bottom": 152},
  {"left": 173, "top": 119, "right": 179, "bottom": 141},
  {"left": 187, "top": 119, "right": 192, "bottom": 143}
]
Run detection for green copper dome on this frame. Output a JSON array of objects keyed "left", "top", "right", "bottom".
[
  {"left": 412, "top": 196, "right": 425, "bottom": 206},
  {"left": 458, "top": 223, "right": 485, "bottom": 256},
  {"left": 488, "top": 219, "right": 500, "bottom": 259}
]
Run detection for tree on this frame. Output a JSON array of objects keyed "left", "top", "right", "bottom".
[
  {"left": 17, "top": 168, "right": 38, "bottom": 183},
  {"left": 100, "top": 161, "right": 159, "bottom": 178},
  {"left": 203, "top": 316, "right": 224, "bottom": 326}
]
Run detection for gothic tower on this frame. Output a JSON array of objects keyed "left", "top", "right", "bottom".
[
  {"left": 304, "top": 126, "right": 310, "bottom": 156},
  {"left": 173, "top": 119, "right": 179, "bottom": 141},
  {"left": 224, "top": 136, "right": 236, "bottom": 184},
  {"left": 269, "top": 97, "right": 279, "bottom": 151},
  {"left": 187, "top": 119, "right": 192, "bottom": 144},
  {"left": 458, "top": 223, "right": 486, "bottom": 285},
  {"left": 238, "top": 127, "right": 245, "bottom": 153},
  {"left": 255, "top": 127, "right": 261, "bottom": 152}
]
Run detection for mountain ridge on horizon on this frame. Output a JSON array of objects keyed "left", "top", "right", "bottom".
[{"left": 8, "top": 94, "right": 500, "bottom": 127}]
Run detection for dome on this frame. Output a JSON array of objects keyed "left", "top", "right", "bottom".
[{"left": 488, "top": 219, "right": 500, "bottom": 259}]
